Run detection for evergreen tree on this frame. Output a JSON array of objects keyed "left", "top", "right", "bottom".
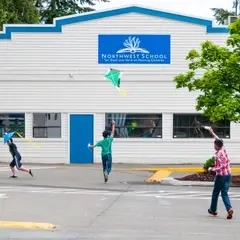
[
  {"left": 0, "top": 0, "right": 39, "bottom": 30},
  {"left": 37, "top": 0, "right": 109, "bottom": 24},
  {"left": 212, "top": 0, "right": 239, "bottom": 24}
]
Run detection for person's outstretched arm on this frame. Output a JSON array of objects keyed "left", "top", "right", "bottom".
[
  {"left": 111, "top": 120, "right": 115, "bottom": 137},
  {"left": 88, "top": 144, "right": 96, "bottom": 148},
  {"left": 208, "top": 127, "right": 220, "bottom": 140}
]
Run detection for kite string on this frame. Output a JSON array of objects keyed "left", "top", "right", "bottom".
[
  {"left": 15, "top": 132, "right": 42, "bottom": 150},
  {"left": 70, "top": 68, "right": 81, "bottom": 78}
]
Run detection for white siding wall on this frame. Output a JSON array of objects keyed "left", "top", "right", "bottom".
[
  {"left": 0, "top": 113, "right": 68, "bottom": 164},
  {"left": 0, "top": 12, "right": 238, "bottom": 164},
  {"left": 94, "top": 114, "right": 240, "bottom": 164}
]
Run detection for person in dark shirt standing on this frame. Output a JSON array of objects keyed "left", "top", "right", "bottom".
[{"left": 7, "top": 138, "right": 33, "bottom": 178}]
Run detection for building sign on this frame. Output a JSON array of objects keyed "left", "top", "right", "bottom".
[{"left": 98, "top": 34, "right": 171, "bottom": 64}]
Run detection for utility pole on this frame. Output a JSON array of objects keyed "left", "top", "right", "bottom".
[
  {"left": 239, "top": 0, "right": 240, "bottom": 15},
  {"left": 235, "top": 0, "right": 239, "bottom": 15}
]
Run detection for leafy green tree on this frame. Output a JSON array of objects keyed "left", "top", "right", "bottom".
[
  {"left": 0, "top": 0, "right": 39, "bottom": 30},
  {"left": 38, "top": 0, "right": 109, "bottom": 24},
  {"left": 173, "top": 18, "right": 240, "bottom": 123},
  {"left": 212, "top": 0, "right": 239, "bottom": 25}
]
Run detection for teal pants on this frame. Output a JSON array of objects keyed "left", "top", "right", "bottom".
[{"left": 102, "top": 154, "right": 112, "bottom": 174}]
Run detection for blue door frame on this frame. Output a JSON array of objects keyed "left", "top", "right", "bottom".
[{"left": 69, "top": 114, "right": 94, "bottom": 164}]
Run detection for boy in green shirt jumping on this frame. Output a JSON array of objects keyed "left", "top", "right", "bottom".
[{"left": 88, "top": 120, "right": 115, "bottom": 183}]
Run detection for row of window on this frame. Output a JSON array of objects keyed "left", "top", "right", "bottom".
[
  {"left": 105, "top": 113, "right": 230, "bottom": 139},
  {"left": 0, "top": 113, "right": 61, "bottom": 138},
  {"left": 0, "top": 113, "right": 231, "bottom": 139}
]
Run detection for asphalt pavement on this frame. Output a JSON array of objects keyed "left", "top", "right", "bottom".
[{"left": 0, "top": 164, "right": 238, "bottom": 239}]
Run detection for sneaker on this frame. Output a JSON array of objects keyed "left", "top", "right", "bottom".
[
  {"left": 208, "top": 209, "right": 217, "bottom": 216},
  {"left": 227, "top": 209, "right": 233, "bottom": 219},
  {"left": 104, "top": 171, "right": 108, "bottom": 183},
  {"left": 29, "top": 169, "right": 33, "bottom": 177},
  {"left": 9, "top": 175, "right": 17, "bottom": 178}
]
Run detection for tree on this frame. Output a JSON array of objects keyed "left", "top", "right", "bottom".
[
  {"left": 0, "top": 0, "right": 39, "bottom": 30},
  {"left": 173, "top": 18, "right": 240, "bottom": 123},
  {"left": 0, "top": 0, "right": 110, "bottom": 29},
  {"left": 38, "top": 0, "right": 109, "bottom": 24},
  {"left": 212, "top": 0, "right": 239, "bottom": 25}
]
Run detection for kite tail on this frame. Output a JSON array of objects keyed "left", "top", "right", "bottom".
[
  {"left": 15, "top": 132, "right": 43, "bottom": 150},
  {"left": 116, "top": 87, "right": 128, "bottom": 96}
]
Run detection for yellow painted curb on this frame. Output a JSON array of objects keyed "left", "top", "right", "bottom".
[
  {"left": 166, "top": 168, "right": 204, "bottom": 172},
  {"left": 0, "top": 221, "right": 57, "bottom": 230},
  {"left": 145, "top": 170, "right": 172, "bottom": 183},
  {"left": 119, "top": 168, "right": 162, "bottom": 172}
]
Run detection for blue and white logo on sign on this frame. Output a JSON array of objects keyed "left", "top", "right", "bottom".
[
  {"left": 116, "top": 37, "right": 149, "bottom": 54},
  {"left": 98, "top": 35, "right": 171, "bottom": 64}
]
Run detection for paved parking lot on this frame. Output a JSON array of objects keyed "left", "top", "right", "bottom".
[{"left": 0, "top": 164, "right": 238, "bottom": 239}]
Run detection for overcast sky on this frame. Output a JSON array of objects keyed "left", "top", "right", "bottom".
[{"left": 94, "top": 0, "right": 234, "bottom": 20}]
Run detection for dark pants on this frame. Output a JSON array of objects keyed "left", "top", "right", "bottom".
[
  {"left": 101, "top": 154, "right": 112, "bottom": 174},
  {"left": 210, "top": 174, "right": 232, "bottom": 212}
]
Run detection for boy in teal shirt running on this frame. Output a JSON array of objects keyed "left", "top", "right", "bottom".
[{"left": 88, "top": 120, "right": 115, "bottom": 183}]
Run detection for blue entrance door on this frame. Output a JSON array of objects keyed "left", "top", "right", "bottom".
[{"left": 70, "top": 114, "right": 94, "bottom": 164}]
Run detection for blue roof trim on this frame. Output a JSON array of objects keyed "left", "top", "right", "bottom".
[{"left": 0, "top": 6, "right": 229, "bottom": 40}]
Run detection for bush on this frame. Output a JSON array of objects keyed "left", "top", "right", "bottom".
[{"left": 203, "top": 157, "right": 215, "bottom": 172}]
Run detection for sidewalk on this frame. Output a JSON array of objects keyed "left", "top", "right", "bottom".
[{"left": 122, "top": 164, "right": 240, "bottom": 186}]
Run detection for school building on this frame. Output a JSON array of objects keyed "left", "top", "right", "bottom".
[{"left": 0, "top": 5, "right": 237, "bottom": 165}]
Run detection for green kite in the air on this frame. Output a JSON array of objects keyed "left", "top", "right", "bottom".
[{"left": 105, "top": 68, "right": 128, "bottom": 96}]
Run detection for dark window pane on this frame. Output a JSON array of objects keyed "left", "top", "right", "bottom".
[
  {"left": 105, "top": 113, "right": 162, "bottom": 138},
  {"left": 33, "top": 113, "right": 61, "bottom": 138},
  {"left": 0, "top": 113, "right": 25, "bottom": 138},
  {"left": 173, "top": 114, "right": 230, "bottom": 138}
]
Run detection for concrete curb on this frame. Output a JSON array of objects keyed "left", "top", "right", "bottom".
[
  {"left": 161, "top": 177, "right": 214, "bottom": 187},
  {"left": 125, "top": 167, "right": 240, "bottom": 173},
  {"left": 123, "top": 167, "right": 240, "bottom": 184},
  {"left": 161, "top": 177, "right": 240, "bottom": 188},
  {"left": 0, "top": 221, "right": 57, "bottom": 230}
]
